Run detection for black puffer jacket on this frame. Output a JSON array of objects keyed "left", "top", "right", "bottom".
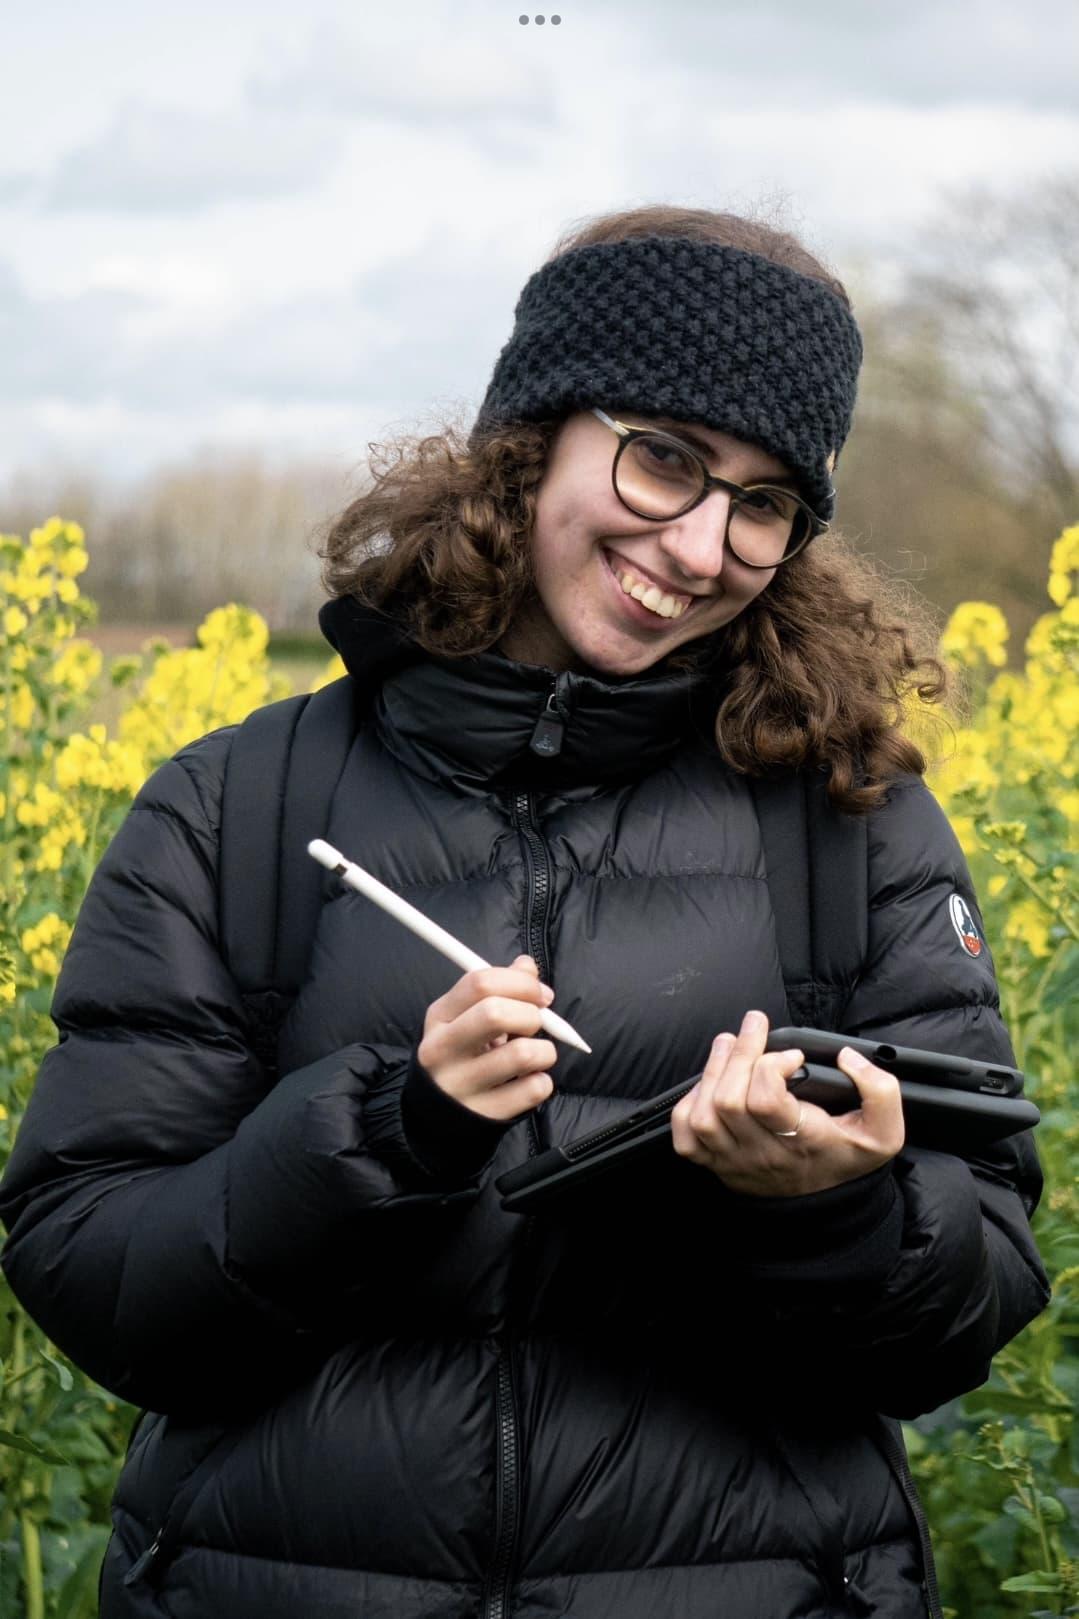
[{"left": 1, "top": 600, "right": 1049, "bottom": 1619}]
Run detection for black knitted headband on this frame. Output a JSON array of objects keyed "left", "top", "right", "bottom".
[{"left": 470, "top": 235, "right": 863, "bottom": 521}]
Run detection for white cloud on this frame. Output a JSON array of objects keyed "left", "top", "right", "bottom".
[
  {"left": 44, "top": 101, "right": 341, "bottom": 214},
  {"left": 595, "top": 0, "right": 1079, "bottom": 110},
  {"left": 246, "top": 16, "right": 558, "bottom": 132},
  {"left": 1, "top": 0, "right": 1076, "bottom": 486}
]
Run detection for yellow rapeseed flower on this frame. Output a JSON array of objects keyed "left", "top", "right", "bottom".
[
  {"left": 20, "top": 913, "right": 73, "bottom": 978},
  {"left": 49, "top": 640, "right": 103, "bottom": 696},
  {"left": 3, "top": 684, "right": 34, "bottom": 731},
  {"left": 16, "top": 782, "right": 65, "bottom": 828},
  {"left": 1002, "top": 899, "right": 1053, "bottom": 959},
  {"left": 56, "top": 546, "right": 89, "bottom": 578},
  {"left": 54, "top": 729, "right": 146, "bottom": 796},
  {"left": 1048, "top": 522, "right": 1079, "bottom": 606},
  {"left": 940, "top": 602, "right": 1009, "bottom": 669},
  {"left": 3, "top": 605, "right": 28, "bottom": 637}
]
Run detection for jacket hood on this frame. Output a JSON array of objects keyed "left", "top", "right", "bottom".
[{"left": 318, "top": 594, "right": 718, "bottom": 794}]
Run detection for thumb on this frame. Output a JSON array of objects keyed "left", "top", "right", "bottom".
[
  {"left": 835, "top": 1047, "right": 906, "bottom": 1153},
  {"left": 512, "top": 954, "right": 540, "bottom": 975}
]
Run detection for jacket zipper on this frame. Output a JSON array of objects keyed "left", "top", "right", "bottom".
[
  {"left": 876, "top": 1418, "right": 943, "bottom": 1619},
  {"left": 513, "top": 789, "right": 553, "bottom": 981},
  {"left": 480, "top": 788, "right": 555, "bottom": 1619},
  {"left": 482, "top": 1345, "right": 523, "bottom": 1619}
]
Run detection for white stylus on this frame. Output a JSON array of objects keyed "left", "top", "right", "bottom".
[{"left": 307, "top": 838, "right": 592, "bottom": 1055}]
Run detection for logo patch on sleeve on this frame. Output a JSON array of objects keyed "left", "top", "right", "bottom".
[{"left": 948, "top": 892, "right": 983, "bottom": 957}]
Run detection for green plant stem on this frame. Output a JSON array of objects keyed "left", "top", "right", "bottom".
[
  {"left": 1010, "top": 865, "right": 1079, "bottom": 943},
  {"left": 0, "top": 1310, "right": 28, "bottom": 1546},
  {"left": 1019, "top": 1474, "right": 1056, "bottom": 1580},
  {"left": 1031, "top": 946, "right": 1069, "bottom": 1009},
  {"left": 20, "top": 1511, "right": 45, "bottom": 1619}
]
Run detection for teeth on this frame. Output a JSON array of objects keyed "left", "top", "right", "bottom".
[{"left": 615, "top": 566, "right": 690, "bottom": 619}]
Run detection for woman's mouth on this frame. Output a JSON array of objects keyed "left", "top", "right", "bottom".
[{"left": 603, "top": 550, "right": 696, "bottom": 621}]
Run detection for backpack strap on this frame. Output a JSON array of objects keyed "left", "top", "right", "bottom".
[
  {"left": 749, "top": 770, "right": 868, "bottom": 1030},
  {"left": 219, "top": 675, "right": 361, "bottom": 1077}
]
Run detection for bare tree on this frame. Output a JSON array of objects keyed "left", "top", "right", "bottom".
[
  {"left": 834, "top": 175, "right": 1079, "bottom": 648},
  {"left": 902, "top": 171, "right": 1079, "bottom": 523}
]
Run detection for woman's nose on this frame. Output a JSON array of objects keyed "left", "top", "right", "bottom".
[{"left": 656, "top": 493, "right": 731, "bottom": 582}]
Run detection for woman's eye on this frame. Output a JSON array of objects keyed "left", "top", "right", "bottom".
[
  {"left": 742, "top": 489, "right": 786, "bottom": 520},
  {"left": 641, "top": 440, "right": 694, "bottom": 475}
]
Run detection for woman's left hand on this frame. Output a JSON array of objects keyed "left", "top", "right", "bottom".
[{"left": 670, "top": 1009, "right": 906, "bottom": 1197}]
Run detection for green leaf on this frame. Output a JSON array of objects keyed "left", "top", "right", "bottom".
[
  {"left": 1043, "top": 945, "right": 1079, "bottom": 1010},
  {"left": 0, "top": 1427, "right": 70, "bottom": 1464},
  {"left": 1000, "top": 1571, "right": 1064, "bottom": 1593},
  {"left": 39, "top": 1349, "right": 74, "bottom": 1391},
  {"left": 1003, "top": 1497, "right": 1040, "bottom": 1532},
  {"left": 1039, "top": 1494, "right": 1068, "bottom": 1523}
]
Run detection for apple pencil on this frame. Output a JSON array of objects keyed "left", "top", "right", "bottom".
[{"left": 307, "top": 838, "right": 592, "bottom": 1055}]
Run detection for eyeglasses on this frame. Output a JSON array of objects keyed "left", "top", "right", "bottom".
[{"left": 591, "top": 408, "right": 827, "bottom": 570}]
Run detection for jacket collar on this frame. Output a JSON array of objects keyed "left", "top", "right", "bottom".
[{"left": 318, "top": 595, "right": 717, "bottom": 794}]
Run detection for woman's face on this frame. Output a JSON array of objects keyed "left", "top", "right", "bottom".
[{"left": 500, "top": 409, "right": 792, "bottom": 678}]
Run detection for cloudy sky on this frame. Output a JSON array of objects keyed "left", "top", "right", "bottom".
[{"left": 3, "top": 0, "right": 1077, "bottom": 488}]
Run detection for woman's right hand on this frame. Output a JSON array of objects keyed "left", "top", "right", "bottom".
[{"left": 416, "top": 955, "right": 558, "bottom": 1121}]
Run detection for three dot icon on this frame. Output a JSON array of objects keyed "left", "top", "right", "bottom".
[{"left": 519, "top": 13, "right": 562, "bottom": 21}]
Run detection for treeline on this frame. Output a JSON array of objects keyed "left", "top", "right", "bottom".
[{"left": 3, "top": 175, "right": 1076, "bottom": 645}]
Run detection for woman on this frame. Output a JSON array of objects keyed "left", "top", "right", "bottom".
[{"left": 0, "top": 205, "right": 1049, "bottom": 1618}]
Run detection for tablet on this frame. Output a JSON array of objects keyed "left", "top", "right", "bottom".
[
  {"left": 496, "top": 1043, "right": 1040, "bottom": 1214},
  {"left": 766, "top": 1027, "right": 1024, "bottom": 1096}
]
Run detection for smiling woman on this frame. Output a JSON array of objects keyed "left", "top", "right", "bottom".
[
  {"left": 319, "top": 206, "right": 943, "bottom": 812},
  {"left": 0, "top": 201, "right": 1048, "bottom": 1619}
]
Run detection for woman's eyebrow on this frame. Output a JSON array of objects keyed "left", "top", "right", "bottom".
[{"left": 646, "top": 418, "right": 798, "bottom": 487}]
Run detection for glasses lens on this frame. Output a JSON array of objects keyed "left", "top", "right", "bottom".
[
  {"left": 615, "top": 434, "right": 704, "bottom": 518},
  {"left": 614, "top": 432, "right": 812, "bottom": 567},
  {"left": 728, "top": 489, "right": 804, "bottom": 567}
]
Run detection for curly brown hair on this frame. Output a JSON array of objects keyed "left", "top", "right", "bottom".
[{"left": 318, "top": 204, "right": 947, "bottom": 814}]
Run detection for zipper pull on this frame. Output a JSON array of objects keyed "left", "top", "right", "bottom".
[
  {"left": 124, "top": 1528, "right": 164, "bottom": 1586},
  {"left": 529, "top": 690, "right": 564, "bottom": 758}
]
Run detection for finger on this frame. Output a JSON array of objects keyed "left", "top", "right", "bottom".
[
  {"left": 682, "top": 1034, "right": 742, "bottom": 1151},
  {"left": 711, "top": 1009, "right": 771, "bottom": 1107},
  {"left": 436, "top": 1037, "right": 559, "bottom": 1099},
  {"left": 421, "top": 997, "right": 549, "bottom": 1071},
  {"left": 424, "top": 963, "right": 553, "bottom": 1029},
  {"left": 697, "top": 1012, "right": 771, "bottom": 1144},
  {"left": 833, "top": 1048, "right": 906, "bottom": 1154},
  {"left": 682, "top": 1032, "right": 732, "bottom": 1131},
  {"left": 826, "top": 1042, "right": 900, "bottom": 1159},
  {"left": 466, "top": 1070, "right": 554, "bottom": 1122},
  {"left": 744, "top": 1049, "right": 806, "bottom": 1135},
  {"left": 671, "top": 1084, "right": 732, "bottom": 1163}
]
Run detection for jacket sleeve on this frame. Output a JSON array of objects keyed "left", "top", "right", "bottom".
[
  {"left": 0, "top": 729, "right": 505, "bottom": 1422},
  {"left": 726, "top": 775, "right": 1050, "bottom": 1419}
]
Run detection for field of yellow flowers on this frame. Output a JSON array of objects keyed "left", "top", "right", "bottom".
[{"left": 1, "top": 517, "right": 1077, "bottom": 1618}]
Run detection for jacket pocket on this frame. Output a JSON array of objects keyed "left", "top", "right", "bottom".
[
  {"left": 122, "top": 1423, "right": 245, "bottom": 1591},
  {"left": 767, "top": 1424, "right": 854, "bottom": 1612}
]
